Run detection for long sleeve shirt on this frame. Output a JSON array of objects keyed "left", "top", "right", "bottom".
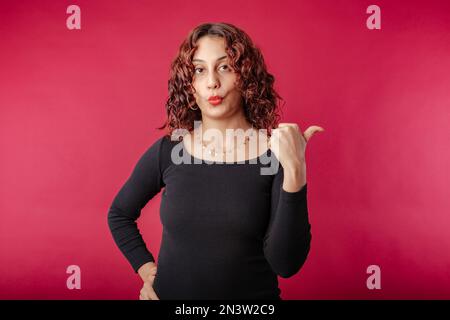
[{"left": 107, "top": 134, "right": 311, "bottom": 299}]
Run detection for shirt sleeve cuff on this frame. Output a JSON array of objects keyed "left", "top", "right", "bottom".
[
  {"left": 129, "top": 246, "right": 155, "bottom": 273},
  {"left": 279, "top": 183, "right": 307, "bottom": 203}
]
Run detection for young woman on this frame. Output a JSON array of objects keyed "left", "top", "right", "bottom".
[{"left": 108, "top": 22, "right": 324, "bottom": 300}]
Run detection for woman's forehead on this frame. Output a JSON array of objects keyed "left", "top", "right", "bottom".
[{"left": 193, "top": 36, "right": 228, "bottom": 60}]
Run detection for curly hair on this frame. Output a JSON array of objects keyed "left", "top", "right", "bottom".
[{"left": 157, "top": 22, "right": 284, "bottom": 139}]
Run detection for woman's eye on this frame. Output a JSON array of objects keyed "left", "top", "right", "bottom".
[{"left": 194, "top": 65, "right": 230, "bottom": 74}]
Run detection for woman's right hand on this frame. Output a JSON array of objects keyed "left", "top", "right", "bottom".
[{"left": 138, "top": 262, "right": 160, "bottom": 300}]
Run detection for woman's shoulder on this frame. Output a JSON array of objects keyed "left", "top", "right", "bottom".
[
  {"left": 153, "top": 132, "right": 188, "bottom": 167},
  {"left": 157, "top": 132, "right": 186, "bottom": 152}
]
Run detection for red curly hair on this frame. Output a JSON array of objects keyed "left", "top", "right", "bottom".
[{"left": 158, "top": 22, "right": 284, "bottom": 139}]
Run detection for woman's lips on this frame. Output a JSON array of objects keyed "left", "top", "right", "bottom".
[{"left": 208, "top": 96, "right": 223, "bottom": 106}]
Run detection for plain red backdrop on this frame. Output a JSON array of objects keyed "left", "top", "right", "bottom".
[{"left": 0, "top": 0, "right": 449, "bottom": 299}]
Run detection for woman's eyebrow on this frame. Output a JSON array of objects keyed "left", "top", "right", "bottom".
[{"left": 192, "top": 55, "right": 228, "bottom": 63}]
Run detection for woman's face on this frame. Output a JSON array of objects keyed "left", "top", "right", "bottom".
[{"left": 191, "top": 36, "right": 243, "bottom": 119}]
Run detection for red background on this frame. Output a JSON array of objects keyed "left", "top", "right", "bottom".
[{"left": 1, "top": 0, "right": 449, "bottom": 299}]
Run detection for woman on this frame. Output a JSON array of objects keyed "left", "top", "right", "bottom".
[{"left": 107, "top": 22, "right": 324, "bottom": 300}]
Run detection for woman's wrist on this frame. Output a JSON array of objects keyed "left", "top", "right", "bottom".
[
  {"left": 282, "top": 160, "right": 307, "bottom": 192},
  {"left": 138, "top": 261, "right": 157, "bottom": 282}
]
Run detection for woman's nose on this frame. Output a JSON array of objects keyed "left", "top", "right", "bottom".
[{"left": 207, "top": 73, "right": 220, "bottom": 89}]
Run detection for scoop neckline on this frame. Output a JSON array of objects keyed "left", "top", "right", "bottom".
[{"left": 180, "top": 135, "right": 271, "bottom": 165}]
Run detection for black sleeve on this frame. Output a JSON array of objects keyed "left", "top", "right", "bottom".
[
  {"left": 107, "top": 137, "right": 166, "bottom": 273},
  {"left": 263, "top": 164, "right": 311, "bottom": 278}
]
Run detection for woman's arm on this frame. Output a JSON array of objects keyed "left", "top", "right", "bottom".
[
  {"left": 263, "top": 163, "right": 311, "bottom": 278},
  {"left": 107, "top": 137, "right": 166, "bottom": 273},
  {"left": 263, "top": 122, "right": 322, "bottom": 278}
]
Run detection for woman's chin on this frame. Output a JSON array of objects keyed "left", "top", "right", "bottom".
[
  {"left": 205, "top": 103, "right": 227, "bottom": 114},
  {"left": 199, "top": 102, "right": 240, "bottom": 119}
]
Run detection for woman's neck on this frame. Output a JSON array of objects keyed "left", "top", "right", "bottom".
[{"left": 197, "top": 116, "right": 253, "bottom": 137}]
